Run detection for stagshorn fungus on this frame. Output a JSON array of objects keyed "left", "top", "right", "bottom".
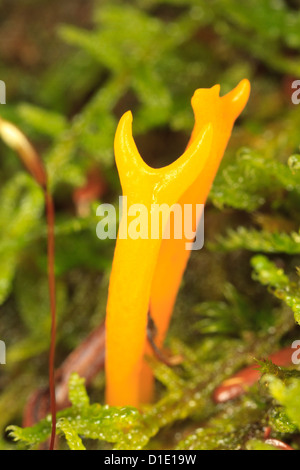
[{"left": 105, "top": 79, "right": 251, "bottom": 407}]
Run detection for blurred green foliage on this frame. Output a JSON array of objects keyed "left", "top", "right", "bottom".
[
  {"left": 1, "top": 0, "right": 300, "bottom": 450},
  {"left": 252, "top": 255, "right": 300, "bottom": 325}
]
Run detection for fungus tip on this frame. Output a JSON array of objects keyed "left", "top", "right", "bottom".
[{"left": 223, "top": 79, "right": 251, "bottom": 119}]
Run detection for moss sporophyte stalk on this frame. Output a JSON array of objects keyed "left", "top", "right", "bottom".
[
  {"left": 0, "top": 118, "right": 57, "bottom": 450},
  {"left": 105, "top": 79, "right": 251, "bottom": 407}
]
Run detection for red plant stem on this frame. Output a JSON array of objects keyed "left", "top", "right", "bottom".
[{"left": 45, "top": 190, "right": 57, "bottom": 451}]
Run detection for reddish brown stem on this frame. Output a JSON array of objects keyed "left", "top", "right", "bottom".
[
  {"left": 213, "top": 346, "right": 294, "bottom": 403},
  {"left": 45, "top": 190, "right": 57, "bottom": 451},
  {"left": 0, "top": 120, "right": 58, "bottom": 448},
  {"left": 265, "top": 438, "right": 294, "bottom": 451},
  {"left": 263, "top": 426, "right": 272, "bottom": 439}
]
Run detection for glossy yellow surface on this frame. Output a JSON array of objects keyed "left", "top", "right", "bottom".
[
  {"left": 105, "top": 80, "right": 250, "bottom": 407},
  {"left": 106, "top": 112, "right": 213, "bottom": 407},
  {"left": 141, "top": 79, "right": 251, "bottom": 402}
]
